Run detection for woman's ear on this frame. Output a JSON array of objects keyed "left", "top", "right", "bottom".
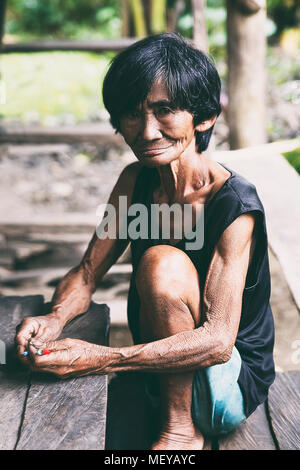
[{"left": 195, "top": 115, "right": 217, "bottom": 132}]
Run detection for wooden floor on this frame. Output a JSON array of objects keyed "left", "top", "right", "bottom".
[
  {"left": 0, "top": 296, "right": 110, "bottom": 450},
  {"left": 0, "top": 295, "right": 299, "bottom": 450},
  {"left": 105, "top": 370, "right": 300, "bottom": 450},
  {"left": 218, "top": 371, "right": 299, "bottom": 450}
]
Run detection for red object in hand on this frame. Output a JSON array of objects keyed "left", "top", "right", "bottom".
[{"left": 42, "top": 349, "right": 53, "bottom": 355}]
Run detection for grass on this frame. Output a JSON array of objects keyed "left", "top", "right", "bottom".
[
  {"left": 282, "top": 147, "right": 300, "bottom": 174},
  {"left": 0, "top": 51, "right": 114, "bottom": 124}
]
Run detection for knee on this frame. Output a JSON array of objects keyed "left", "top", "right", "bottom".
[
  {"left": 192, "top": 348, "right": 247, "bottom": 436},
  {"left": 208, "top": 398, "right": 246, "bottom": 436},
  {"left": 135, "top": 245, "right": 196, "bottom": 298},
  {"left": 192, "top": 387, "right": 246, "bottom": 437}
]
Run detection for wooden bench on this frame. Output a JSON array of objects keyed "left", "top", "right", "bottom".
[
  {"left": 1, "top": 295, "right": 299, "bottom": 450},
  {"left": 0, "top": 295, "right": 110, "bottom": 450},
  {"left": 105, "top": 371, "right": 300, "bottom": 450}
]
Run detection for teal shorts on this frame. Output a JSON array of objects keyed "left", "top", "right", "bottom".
[
  {"left": 191, "top": 346, "right": 246, "bottom": 436},
  {"left": 145, "top": 346, "right": 246, "bottom": 437}
]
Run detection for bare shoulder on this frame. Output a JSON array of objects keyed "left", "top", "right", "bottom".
[{"left": 109, "top": 161, "right": 142, "bottom": 204}]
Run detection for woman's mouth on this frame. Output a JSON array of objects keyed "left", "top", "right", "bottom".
[{"left": 139, "top": 145, "right": 173, "bottom": 156}]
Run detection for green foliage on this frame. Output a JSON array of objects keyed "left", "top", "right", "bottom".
[
  {"left": 267, "top": 0, "right": 300, "bottom": 38},
  {"left": 6, "top": 0, "right": 121, "bottom": 38},
  {"left": 0, "top": 51, "right": 112, "bottom": 123},
  {"left": 283, "top": 147, "right": 300, "bottom": 174}
]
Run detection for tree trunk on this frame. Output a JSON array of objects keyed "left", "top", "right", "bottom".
[
  {"left": 0, "top": 0, "right": 6, "bottom": 46},
  {"left": 142, "top": 0, "right": 152, "bottom": 35},
  {"left": 151, "top": 0, "right": 167, "bottom": 34},
  {"left": 129, "top": 0, "right": 147, "bottom": 37},
  {"left": 166, "top": 0, "right": 185, "bottom": 32},
  {"left": 192, "top": 0, "right": 208, "bottom": 53},
  {"left": 121, "top": 0, "right": 130, "bottom": 37},
  {"left": 226, "top": 0, "right": 267, "bottom": 149}
]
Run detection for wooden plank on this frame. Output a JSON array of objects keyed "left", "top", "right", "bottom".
[
  {"left": 268, "top": 371, "right": 300, "bottom": 450},
  {"left": 0, "top": 123, "right": 123, "bottom": 145},
  {"left": 1, "top": 38, "right": 138, "bottom": 54},
  {"left": 218, "top": 402, "right": 276, "bottom": 450},
  {"left": 0, "top": 295, "right": 45, "bottom": 450},
  {"left": 16, "top": 301, "right": 110, "bottom": 450}
]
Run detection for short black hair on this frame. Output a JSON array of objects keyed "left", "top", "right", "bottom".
[{"left": 102, "top": 33, "right": 221, "bottom": 152}]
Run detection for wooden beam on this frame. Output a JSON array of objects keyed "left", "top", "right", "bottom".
[
  {"left": 268, "top": 371, "right": 300, "bottom": 450},
  {"left": 0, "top": 38, "right": 139, "bottom": 54},
  {"left": 0, "top": 295, "right": 45, "bottom": 450},
  {"left": 218, "top": 402, "right": 276, "bottom": 450},
  {"left": 15, "top": 301, "right": 110, "bottom": 450},
  {"left": 0, "top": 123, "right": 124, "bottom": 145}
]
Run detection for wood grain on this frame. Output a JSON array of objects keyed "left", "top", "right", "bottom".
[
  {"left": 218, "top": 402, "right": 276, "bottom": 450},
  {"left": 0, "top": 295, "right": 44, "bottom": 450},
  {"left": 16, "top": 302, "right": 110, "bottom": 450},
  {"left": 268, "top": 371, "right": 300, "bottom": 450}
]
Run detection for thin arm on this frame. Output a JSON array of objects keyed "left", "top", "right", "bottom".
[{"left": 99, "top": 212, "right": 256, "bottom": 374}]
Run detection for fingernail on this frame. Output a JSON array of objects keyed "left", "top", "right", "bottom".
[
  {"left": 42, "top": 349, "right": 52, "bottom": 355},
  {"left": 21, "top": 351, "right": 29, "bottom": 357}
]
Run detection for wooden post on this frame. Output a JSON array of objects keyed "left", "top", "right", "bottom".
[
  {"left": 226, "top": 0, "right": 267, "bottom": 149},
  {"left": 192, "top": 0, "right": 208, "bottom": 53}
]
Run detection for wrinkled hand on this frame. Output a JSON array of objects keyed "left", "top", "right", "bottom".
[
  {"left": 19, "top": 338, "right": 110, "bottom": 379},
  {"left": 15, "top": 314, "right": 64, "bottom": 355}
]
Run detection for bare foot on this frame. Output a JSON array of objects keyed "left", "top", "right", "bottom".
[{"left": 151, "top": 427, "right": 204, "bottom": 450}]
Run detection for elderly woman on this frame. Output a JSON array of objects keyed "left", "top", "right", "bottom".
[{"left": 16, "top": 33, "right": 275, "bottom": 450}]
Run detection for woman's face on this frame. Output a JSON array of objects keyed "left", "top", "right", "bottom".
[{"left": 119, "top": 80, "right": 198, "bottom": 167}]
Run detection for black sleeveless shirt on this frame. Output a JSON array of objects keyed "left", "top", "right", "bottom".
[{"left": 127, "top": 163, "right": 275, "bottom": 417}]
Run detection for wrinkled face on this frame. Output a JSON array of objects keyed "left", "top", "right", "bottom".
[{"left": 119, "top": 80, "right": 198, "bottom": 167}]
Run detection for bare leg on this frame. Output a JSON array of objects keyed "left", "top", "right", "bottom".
[{"left": 135, "top": 245, "right": 204, "bottom": 450}]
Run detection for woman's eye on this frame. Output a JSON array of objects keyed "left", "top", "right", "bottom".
[{"left": 157, "top": 107, "right": 172, "bottom": 117}]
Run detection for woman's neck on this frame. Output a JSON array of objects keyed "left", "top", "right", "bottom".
[{"left": 156, "top": 147, "right": 212, "bottom": 204}]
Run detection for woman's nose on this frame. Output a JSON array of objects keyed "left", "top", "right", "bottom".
[{"left": 141, "top": 114, "right": 162, "bottom": 141}]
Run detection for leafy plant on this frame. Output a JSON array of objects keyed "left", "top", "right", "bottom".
[{"left": 283, "top": 147, "right": 300, "bottom": 174}]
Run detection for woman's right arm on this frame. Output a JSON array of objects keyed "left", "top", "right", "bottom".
[{"left": 15, "top": 161, "right": 141, "bottom": 348}]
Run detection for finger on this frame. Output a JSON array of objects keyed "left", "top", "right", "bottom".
[
  {"left": 43, "top": 340, "right": 66, "bottom": 352},
  {"left": 34, "top": 329, "right": 51, "bottom": 344},
  {"left": 16, "top": 344, "right": 31, "bottom": 365},
  {"left": 28, "top": 342, "right": 44, "bottom": 362},
  {"left": 29, "top": 340, "right": 44, "bottom": 350},
  {"left": 15, "top": 320, "right": 40, "bottom": 347}
]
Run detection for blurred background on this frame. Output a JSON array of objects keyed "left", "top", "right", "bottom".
[{"left": 0, "top": 1, "right": 299, "bottom": 370}]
